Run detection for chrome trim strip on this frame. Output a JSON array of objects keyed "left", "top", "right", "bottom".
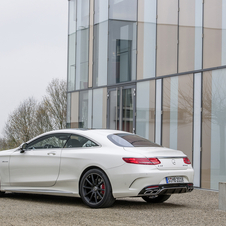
[
  {"left": 5, "top": 189, "right": 73, "bottom": 194},
  {"left": 155, "top": 156, "right": 186, "bottom": 159}
]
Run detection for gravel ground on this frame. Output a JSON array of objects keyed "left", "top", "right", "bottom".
[{"left": 0, "top": 189, "right": 225, "bottom": 226}]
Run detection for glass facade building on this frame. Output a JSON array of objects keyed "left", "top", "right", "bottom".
[{"left": 67, "top": 0, "right": 226, "bottom": 191}]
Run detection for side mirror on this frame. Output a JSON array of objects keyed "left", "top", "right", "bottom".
[{"left": 19, "top": 143, "right": 27, "bottom": 153}]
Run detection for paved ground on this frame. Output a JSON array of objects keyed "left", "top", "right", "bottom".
[{"left": 0, "top": 189, "right": 225, "bottom": 226}]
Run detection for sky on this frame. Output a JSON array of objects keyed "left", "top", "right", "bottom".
[{"left": 0, "top": 0, "right": 68, "bottom": 136}]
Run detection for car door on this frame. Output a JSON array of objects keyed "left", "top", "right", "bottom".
[{"left": 9, "top": 133, "right": 70, "bottom": 187}]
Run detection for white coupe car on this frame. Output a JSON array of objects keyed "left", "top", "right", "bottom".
[{"left": 0, "top": 129, "right": 194, "bottom": 208}]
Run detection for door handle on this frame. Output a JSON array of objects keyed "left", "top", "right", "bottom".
[{"left": 47, "top": 152, "right": 56, "bottom": 155}]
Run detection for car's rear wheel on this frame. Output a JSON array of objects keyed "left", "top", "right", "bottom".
[
  {"left": 142, "top": 195, "right": 171, "bottom": 203},
  {"left": 80, "top": 169, "right": 115, "bottom": 208},
  {"left": 0, "top": 181, "right": 5, "bottom": 197}
]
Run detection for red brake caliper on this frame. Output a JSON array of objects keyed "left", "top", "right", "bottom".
[{"left": 101, "top": 183, "right": 105, "bottom": 195}]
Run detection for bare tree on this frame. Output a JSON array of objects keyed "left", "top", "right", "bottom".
[
  {"left": 43, "top": 79, "right": 67, "bottom": 130},
  {"left": 34, "top": 101, "right": 54, "bottom": 135},
  {"left": 1, "top": 79, "right": 67, "bottom": 150},
  {"left": 0, "top": 138, "right": 7, "bottom": 151},
  {"left": 3, "top": 97, "right": 37, "bottom": 148}
]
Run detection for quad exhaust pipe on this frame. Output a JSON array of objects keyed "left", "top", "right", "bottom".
[{"left": 139, "top": 183, "right": 194, "bottom": 196}]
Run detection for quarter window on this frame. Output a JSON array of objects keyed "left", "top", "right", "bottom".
[{"left": 65, "top": 135, "right": 98, "bottom": 148}]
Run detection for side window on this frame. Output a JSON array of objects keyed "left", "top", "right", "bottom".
[
  {"left": 65, "top": 135, "right": 98, "bottom": 148},
  {"left": 26, "top": 134, "right": 70, "bottom": 150}
]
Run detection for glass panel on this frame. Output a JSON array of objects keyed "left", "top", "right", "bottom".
[
  {"left": 193, "top": 73, "right": 201, "bottom": 187},
  {"left": 122, "top": 88, "right": 133, "bottom": 133},
  {"left": 71, "top": 92, "right": 79, "bottom": 128},
  {"left": 202, "top": 69, "right": 226, "bottom": 190},
  {"left": 68, "top": 33, "right": 76, "bottom": 91},
  {"left": 108, "top": 20, "right": 137, "bottom": 85},
  {"left": 27, "top": 134, "right": 70, "bottom": 149},
  {"left": 66, "top": 93, "right": 71, "bottom": 128},
  {"left": 138, "top": 0, "right": 156, "bottom": 23},
  {"left": 155, "top": 79, "right": 162, "bottom": 145},
  {"left": 178, "top": 0, "right": 202, "bottom": 72},
  {"left": 77, "top": 0, "right": 89, "bottom": 30},
  {"left": 93, "top": 21, "right": 108, "bottom": 87},
  {"left": 136, "top": 81, "right": 155, "bottom": 142},
  {"left": 69, "top": 0, "right": 76, "bottom": 34},
  {"left": 178, "top": 26, "right": 195, "bottom": 72},
  {"left": 137, "top": 22, "right": 156, "bottom": 79},
  {"left": 65, "top": 134, "right": 98, "bottom": 148},
  {"left": 203, "top": 0, "right": 222, "bottom": 68},
  {"left": 79, "top": 90, "right": 92, "bottom": 128},
  {"left": 76, "top": 29, "right": 89, "bottom": 90},
  {"left": 162, "top": 74, "right": 193, "bottom": 161},
  {"left": 88, "top": 0, "right": 94, "bottom": 88},
  {"left": 157, "top": 0, "right": 178, "bottom": 76},
  {"left": 94, "top": 0, "right": 108, "bottom": 24},
  {"left": 222, "top": 0, "right": 226, "bottom": 65},
  {"left": 108, "top": 134, "right": 161, "bottom": 147},
  {"left": 93, "top": 88, "right": 107, "bottom": 128},
  {"left": 109, "top": 0, "right": 137, "bottom": 21},
  {"left": 157, "top": 0, "right": 178, "bottom": 25},
  {"left": 109, "top": 90, "right": 117, "bottom": 130}
]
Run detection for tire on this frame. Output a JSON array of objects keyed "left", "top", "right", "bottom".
[
  {"left": 79, "top": 169, "right": 115, "bottom": 208},
  {"left": 142, "top": 195, "right": 171, "bottom": 203},
  {"left": 0, "top": 181, "right": 5, "bottom": 197}
]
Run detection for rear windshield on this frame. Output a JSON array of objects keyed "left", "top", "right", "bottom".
[{"left": 107, "top": 133, "right": 161, "bottom": 147}]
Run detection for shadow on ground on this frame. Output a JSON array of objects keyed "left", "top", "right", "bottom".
[{"left": 2, "top": 192, "right": 186, "bottom": 210}]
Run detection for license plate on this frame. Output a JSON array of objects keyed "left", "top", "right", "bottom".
[{"left": 166, "top": 176, "right": 184, "bottom": 183}]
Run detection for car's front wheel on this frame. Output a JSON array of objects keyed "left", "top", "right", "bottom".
[
  {"left": 79, "top": 168, "right": 115, "bottom": 208},
  {"left": 142, "top": 195, "right": 171, "bottom": 203}
]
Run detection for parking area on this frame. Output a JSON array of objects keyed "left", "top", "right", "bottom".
[{"left": 0, "top": 189, "right": 225, "bottom": 226}]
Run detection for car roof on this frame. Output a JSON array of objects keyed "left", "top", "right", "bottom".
[{"left": 25, "top": 129, "right": 130, "bottom": 146}]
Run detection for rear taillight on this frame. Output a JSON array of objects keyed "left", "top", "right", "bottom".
[
  {"left": 183, "top": 157, "right": 191, "bottom": 164},
  {"left": 123, "top": 157, "right": 161, "bottom": 165}
]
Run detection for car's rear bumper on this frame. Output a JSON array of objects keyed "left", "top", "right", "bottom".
[{"left": 138, "top": 183, "right": 194, "bottom": 196}]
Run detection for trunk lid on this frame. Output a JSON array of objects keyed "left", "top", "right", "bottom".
[{"left": 123, "top": 147, "right": 189, "bottom": 170}]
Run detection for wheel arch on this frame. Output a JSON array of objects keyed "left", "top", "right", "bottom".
[{"left": 78, "top": 166, "right": 113, "bottom": 196}]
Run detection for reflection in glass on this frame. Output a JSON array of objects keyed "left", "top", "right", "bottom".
[
  {"left": 202, "top": 69, "right": 226, "bottom": 189},
  {"left": 178, "top": 0, "right": 202, "bottom": 72},
  {"left": 93, "top": 88, "right": 107, "bottom": 128},
  {"left": 66, "top": 93, "right": 71, "bottom": 128},
  {"left": 157, "top": 0, "right": 178, "bottom": 25},
  {"left": 136, "top": 81, "right": 155, "bottom": 142},
  {"left": 162, "top": 75, "right": 193, "bottom": 161},
  {"left": 79, "top": 90, "right": 92, "bottom": 128},
  {"left": 138, "top": 0, "right": 156, "bottom": 23},
  {"left": 93, "top": 21, "right": 108, "bottom": 87},
  {"left": 193, "top": 73, "right": 202, "bottom": 187},
  {"left": 77, "top": 0, "right": 89, "bottom": 30},
  {"left": 108, "top": 20, "right": 137, "bottom": 85},
  {"left": 68, "top": 33, "right": 76, "bottom": 91},
  {"left": 76, "top": 29, "right": 89, "bottom": 90},
  {"left": 69, "top": 0, "right": 76, "bottom": 34},
  {"left": 155, "top": 79, "right": 162, "bottom": 145},
  {"left": 137, "top": 22, "right": 156, "bottom": 79},
  {"left": 121, "top": 88, "right": 133, "bottom": 133},
  {"left": 94, "top": 0, "right": 108, "bottom": 24},
  {"left": 109, "top": 89, "right": 117, "bottom": 130},
  {"left": 71, "top": 92, "right": 79, "bottom": 128},
  {"left": 109, "top": 0, "right": 137, "bottom": 21},
  {"left": 157, "top": 0, "right": 178, "bottom": 76},
  {"left": 203, "top": 0, "right": 222, "bottom": 68}
]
